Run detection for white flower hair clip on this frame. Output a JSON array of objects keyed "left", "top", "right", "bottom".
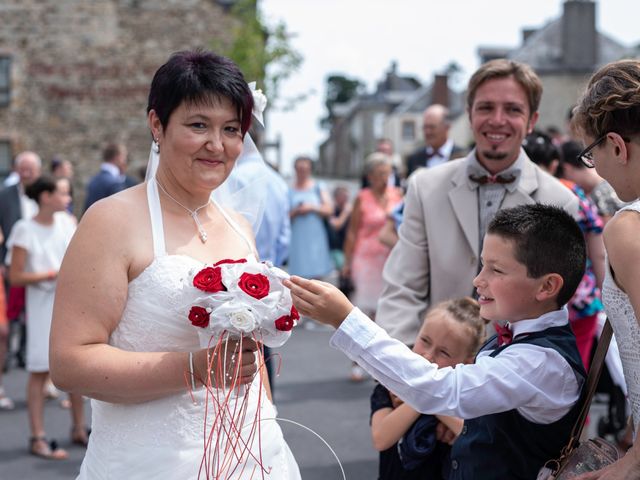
[{"left": 248, "top": 81, "right": 267, "bottom": 127}]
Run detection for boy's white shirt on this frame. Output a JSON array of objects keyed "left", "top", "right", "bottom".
[{"left": 331, "top": 307, "right": 581, "bottom": 424}]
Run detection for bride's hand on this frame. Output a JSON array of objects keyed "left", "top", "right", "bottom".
[{"left": 193, "top": 337, "right": 259, "bottom": 387}]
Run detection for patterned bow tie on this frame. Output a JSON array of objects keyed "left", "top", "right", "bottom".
[
  {"left": 469, "top": 173, "right": 517, "bottom": 185},
  {"left": 494, "top": 322, "right": 513, "bottom": 347},
  {"left": 426, "top": 149, "right": 442, "bottom": 159}
]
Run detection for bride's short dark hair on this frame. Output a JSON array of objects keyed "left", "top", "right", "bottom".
[{"left": 147, "top": 49, "right": 254, "bottom": 136}]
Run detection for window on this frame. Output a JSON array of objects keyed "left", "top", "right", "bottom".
[
  {"left": 373, "top": 112, "right": 385, "bottom": 139},
  {"left": 0, "top": 57, "right": 10, "bottom": 106},
  {"left": 0, "top": 140, "right": 12, "bottom": 179},
  {"left": 402, "top": 120, "right": 415, "bottom": 140}
]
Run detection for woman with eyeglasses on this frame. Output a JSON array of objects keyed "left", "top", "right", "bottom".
[{"left": 572, "top": 59, "right": 640, "bottom": 480}]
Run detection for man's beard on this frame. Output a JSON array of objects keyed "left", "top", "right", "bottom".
[{"left": 480, "top": 149, "right": 509, "bottom": 161}]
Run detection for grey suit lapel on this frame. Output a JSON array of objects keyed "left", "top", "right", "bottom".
[{"left": 448, "top": 169, "right": 479, "bottom": 257}]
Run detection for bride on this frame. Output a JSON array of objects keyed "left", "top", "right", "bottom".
[{"left": 50, "top": 49, "right": 301, "bottom": 479}]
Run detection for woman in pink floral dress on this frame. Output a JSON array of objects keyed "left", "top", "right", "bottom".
[{"left": 342, "top": 153, "right": 402, "bottom": 379}]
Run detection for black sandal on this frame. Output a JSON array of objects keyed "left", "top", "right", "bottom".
[{"left": 29, "top": 436, "right": 68, "bottom": 460}]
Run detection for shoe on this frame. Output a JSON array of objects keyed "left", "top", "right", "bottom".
[
  {"left": 44, "top": 381, "right": 60, "bottom": 400},
  {"left": 350, "top": 365, "right": 366, "bottom": 382},
  {"left": 0, "top": 387, "right": 14, "bottom": 411},
  {"left": 29, "top": 436, "right": 68, "bottom": 460}
]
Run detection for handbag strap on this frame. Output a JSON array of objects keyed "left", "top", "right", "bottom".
[{"left": 569, "top": 319, "right": 614, "bottom": 447}]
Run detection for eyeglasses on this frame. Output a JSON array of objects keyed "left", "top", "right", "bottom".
[
  {"left": 577, "top": 133, "right": 631, "bottom": 168},
  {"left": 577, "top": 134, "right": 607, "bottom": 168}
]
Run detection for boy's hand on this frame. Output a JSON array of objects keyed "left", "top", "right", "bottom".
[
  {"left": 284, "top": 275, "right": 354, "bottom": 329},
  {"left": 436, "top": 422, "right": 458, "bottom": 446}
]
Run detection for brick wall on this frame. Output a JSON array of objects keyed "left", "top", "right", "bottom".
[{"left": 0, "top": 0, "right": 237, "bottom": 212}]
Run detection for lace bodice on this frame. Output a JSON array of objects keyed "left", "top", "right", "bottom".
[{"left": 602, "top": 200, "right": 640, "bottom": 433}]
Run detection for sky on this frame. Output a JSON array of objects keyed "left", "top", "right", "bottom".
[{"left": 259, "top": 0, "right": 639, "bottom": 176}]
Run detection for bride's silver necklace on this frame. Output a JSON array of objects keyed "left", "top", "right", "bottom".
[{"left": 155, "top": 179, "right": 210, "bottom": 243}]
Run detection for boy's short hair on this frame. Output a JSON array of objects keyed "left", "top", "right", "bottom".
[{"left": 487, "top": 204, "right": 586, "bottom": 307}]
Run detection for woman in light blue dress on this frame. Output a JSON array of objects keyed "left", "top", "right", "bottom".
[{"left": 288, "top": 156, "right": 334, "bottom": 279}]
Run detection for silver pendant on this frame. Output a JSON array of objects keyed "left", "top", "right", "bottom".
[{"left": 192, "top": 211, "right": 208, "bottom": 243}]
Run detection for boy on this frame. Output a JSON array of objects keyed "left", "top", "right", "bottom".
[{"left": 285, "top": 204, "right": 587, "bottom": 479}]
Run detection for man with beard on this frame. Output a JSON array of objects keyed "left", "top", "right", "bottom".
[{"left": 376, "top": 59, "right": 578, "bottom": 346}]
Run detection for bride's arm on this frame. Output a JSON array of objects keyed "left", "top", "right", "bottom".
[{"left": 50, "top": 195, "right": 256, "bottom": 404}]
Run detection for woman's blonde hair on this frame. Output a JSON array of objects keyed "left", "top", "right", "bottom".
[
  {"left": 428, "top": 297, "right": 485, "bottom": 356},
  {"left": 363, "top": 152, "right": 391, "bottom": 176},
  {"left": 574, "top": 59, "right": 640, "bottom": 139}
]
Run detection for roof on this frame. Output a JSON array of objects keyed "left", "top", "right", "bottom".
[{"left": 507, "top": 18, "right": 630, "bottom": 73}]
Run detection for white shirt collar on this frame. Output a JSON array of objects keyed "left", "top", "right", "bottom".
[
  {"left": 100, "top": 162, "right": 121, "bottom": 178},
  {"left": 509, "top": 307, "right": 569, "bottom": 338},
  {"left": 426, "top": 138, "right": 454, "bottom": 159}
]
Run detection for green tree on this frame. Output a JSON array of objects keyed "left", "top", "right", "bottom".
[
  {"left": 321, "top": 74, "right": 364, "bottom": 129},
  {"left": 214, "top": 0, "right": 303, "bottom": 109}
]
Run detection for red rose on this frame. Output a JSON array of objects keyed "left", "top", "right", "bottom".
[
  {"left": 193, "top": 267, "right": 225, "bottom": 293},
  {"left": 290, "top": 305, "right": 300, "bottom": 321},
  {"left": 238, "top": 272, "right": 270, "bottom": 300},
  {"left": 189, "top": 306, "right": 210, "bottom": 328},
  {"left": 274, "top": 315, "right": 294, "bottom": 331},
  {"left": 214, "top": 258, "right": 248, "bottom": 266}
]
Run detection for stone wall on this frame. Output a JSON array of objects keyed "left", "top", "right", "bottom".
[{"left": 0, "top": 0, "right": 238, "bottom": 212}]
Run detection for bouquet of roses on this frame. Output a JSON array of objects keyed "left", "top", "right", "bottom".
[
  {"left": 184, "top": 258, "right": 298, "bottom": 349},
  {"left": 182, "top": 258, "right": 299, "bottom": 479}
]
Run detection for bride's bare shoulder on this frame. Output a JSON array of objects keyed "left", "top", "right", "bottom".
[{"left": 77, "top": 184, "right": 151, "bottom": 253}]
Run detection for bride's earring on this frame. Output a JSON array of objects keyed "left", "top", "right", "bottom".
[{"left": 152, "top": 138, "right": 160, "bottom": 153}]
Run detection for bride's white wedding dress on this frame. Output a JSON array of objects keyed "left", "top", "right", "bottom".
[{"left": 77, "top": 181, "right": 300, "bottom": 479}]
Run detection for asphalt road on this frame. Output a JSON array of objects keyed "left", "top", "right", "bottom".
[
  {"left": 0, "top": 323, "right": 378, "bottom": 480},
  {"left": 0, "top": 320, "right": 614, "bottom": 480}
]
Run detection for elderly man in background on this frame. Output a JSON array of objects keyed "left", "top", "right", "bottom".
[{"left": 405, "top": 104, "right": 466, "bottom": 176}]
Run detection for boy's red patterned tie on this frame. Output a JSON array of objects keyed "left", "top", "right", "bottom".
[{"left": 495, "top": 323, "right": 513, "bottom": 347}]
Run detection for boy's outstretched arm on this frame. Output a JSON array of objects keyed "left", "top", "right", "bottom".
[{"left": 284, "top": 276, "right": 354, "bottom": 329}]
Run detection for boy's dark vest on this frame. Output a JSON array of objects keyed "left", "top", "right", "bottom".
[{"left": 448, "top": 324, "right": 586, "bottom": 480}]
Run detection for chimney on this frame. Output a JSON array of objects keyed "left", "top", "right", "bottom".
[
  {"left": 562, "top": 0, "right": 597, "bottom": 70},
  {"left": 432, "top": 74, "right": 449, "bottom": 108}
]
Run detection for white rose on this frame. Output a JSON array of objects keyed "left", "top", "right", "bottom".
[
  {"left": 248, "top": 81, "right": 267, "bottom": 126},
  {"left": 228, "top": 309, "right": 257, "bottom": 333}
]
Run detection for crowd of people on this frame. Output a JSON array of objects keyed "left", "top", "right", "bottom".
[
  {"left": 0, "top": 48, "right": 639, "bottom": 480},
  {"left": 0, "top": 143, "right": 143, "bottom": 459}
]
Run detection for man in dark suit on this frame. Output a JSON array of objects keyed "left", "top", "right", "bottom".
[
  {"left": 84, "top": 142, "right": 129, "bottom": 211},
  {"left": 405, "top": 104, "right": 465, "bottom": 176},
  {"left": 0, "top": 151, "right": 41, "bottom": 266},
  {"left": 0, "top": 151, "right": 40, "bottom": 378}
]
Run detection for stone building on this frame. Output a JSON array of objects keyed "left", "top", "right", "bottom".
[
  {"left": 384, "top": 73, "right": 465, "bottom": 160},
  {"left": 0, "top": 0, "right": 246, "bottom": 211},
  {"left": 318, "top": 62, "right": 422, "bottom": 179}
]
